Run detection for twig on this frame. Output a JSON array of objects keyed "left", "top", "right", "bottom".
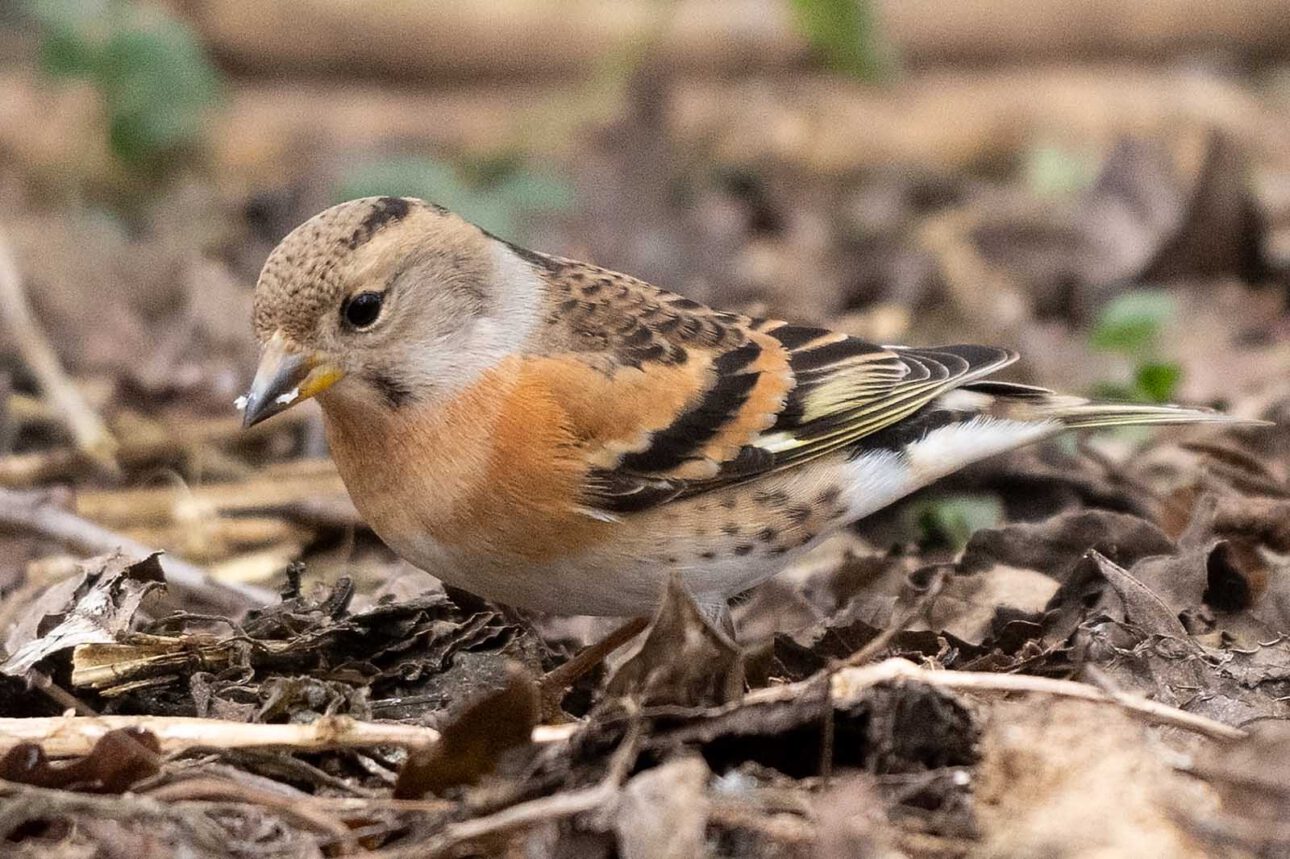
[
  {"left": 0, "top": 778, "right": 229, "bottom": 849},
  {"left": 0, "top": 408, "right": 314, "bottom": 489},
  {"left": 74, "top": 460, "right": 351, "bottom": 529},
  {"left": 0, "top": 232, "right": 119, "bottom": 474},
  {"left": 373, "top": 712, "right": 642, "bottom": 859},
  {"left": 539, "top": 616, "right": 649, "bottom": 705},
  {"left": 840, "top": 567, "right": 948, "bottom": 668},
  {"left": 142, "top": 776, "right": 355, "bottom": 843},
  {"left": 0, "top": 487, "right": 275, "bottom": 612},
  {"left": 0, "top": 714, "right": 445, "bottom": 757},
  {"left": 8, "top": 658, "right": 1231, "bottom": 766},
  {"left": 744, "top": 658, "right": 1247, "bottom": 742}
]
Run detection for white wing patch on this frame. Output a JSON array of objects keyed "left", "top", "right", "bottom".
[
  {"left": 905, "top": 416, "right": 1058, "bottom": 483},
  {"left": 841, "top": 416, "right": 1059, "bottom": 521}
]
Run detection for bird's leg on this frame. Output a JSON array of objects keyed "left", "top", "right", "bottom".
[
  {"left": 538, "top": 616, "right": 650, "bottom": 714},
  {"left": 700, "top": 602, "right": 738, "bottom": 642}
]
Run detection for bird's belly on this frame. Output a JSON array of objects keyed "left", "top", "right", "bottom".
[
  {"left": 388, "top": 529, "right": 805, "bottom": 616},
  {"left": 374, "top": 464, "right": 856, "bottom": 616}
]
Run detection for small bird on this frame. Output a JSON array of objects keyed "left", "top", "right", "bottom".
[{"left": 241, "top": 196, "right": 1245, "bottom": 624}]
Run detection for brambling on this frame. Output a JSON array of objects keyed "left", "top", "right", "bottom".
[{"left": 240, "top": 196, "right": 1244, "bottom": 621}]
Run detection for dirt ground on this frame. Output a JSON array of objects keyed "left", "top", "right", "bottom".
[{"left": 2, "top": 2, "right": 1290, "bottom": 856}]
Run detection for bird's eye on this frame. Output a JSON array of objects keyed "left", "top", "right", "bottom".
[{"left": 343, "top": 291, "right": 383, "bottom": 329}]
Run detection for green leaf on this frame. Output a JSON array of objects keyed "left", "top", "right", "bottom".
[
  {"left": 1134, "top": 361, "right": 1182, "bottom": 404},
  {"left": 1089, "top": 289, "right": 1176, "bottom": 355},
  {"left": 789, "top": 0, "right": 896, "bottom": 82},
  {"left": 336, "top": 155, "right": 573, "bottom": 241},
  {"left": 27, "top": 1, "right": 222, "bottom": 169},
  {"left": 1023, "top": 144, "right": 1099, "bottom": 198},
  {"left": 909, "top": 494, "right": 1004, "bottom": 551},
  {"left": 28, "top": 0, "right": 108, "bottom": 77}
]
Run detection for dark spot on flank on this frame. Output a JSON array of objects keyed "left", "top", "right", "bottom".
[
  {"left": 629, "top": 342, "right": 667, "bottom": 364},
  {"left": 758, "top": 527, "right": 777, "bottom": 543},
  {"left": 797, "top": 532, "right": 816, "bottom": 546},
  {"left": 346, "top": 196, "right": 411, "bottom": 249},
  {"left": 756, "top": 490, "right": 790, "bottom": 507},
  {"left": 670, "top": 297, "right": 703, "bottom": 310},
  {"left": 654, "top": 315, "right": 681, "bottom": 334},
  {"left": 667, "top": 557, "right": 679, "bottom": 565},
  {"left": 787, "top": 506, "right": 812, "bottom": 525},
  {"left": 734, "top": 544, "right": 754, "bottom": 556},
  {"left": 700, "top": 551, "right": 716, "bottom": 560},
  {"left": 720, "top": 496, "right": 738, "bottom": 510},
  {"left": 367, "top": 371, "right": 415, "bottom": 408},
  {"left": 581, "top": 281, "right": 603, "bottom": 296},
  {"left": 770, "top": 546, "right": 790, "bottom": 556},
  {"left": 622, "top": 325, "right": 653, "bottom": 346},
  {"left": 721, "top": 523, "right": 740, "bottom": 536},
  {"left": 817, "top": 487, "right": 842, "bottom": 507}
]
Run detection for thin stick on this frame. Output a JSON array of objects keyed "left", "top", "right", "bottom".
[
  {"left": 371, "top": 714, "right": 642, "bottom": 859},
  {"left": 841, "top": 567, "right": 948, "bottom": 668},
  {"left": 0, "top": 487, "right": 275, "bottom": 612},
  {"left": 0, "top": 714, "right": 444, "bottom": 757},
  {"left": 760, "top": 658, "right": 1246, "bottom": 742},
  {"left": 142, "top": 777, "right": 355, "bottom": 842},
  {"left": 0, "top": 659, "right": 1237, "bottom": 768},
  {"left": 74, "top": 464, "right": 351, "bottom": 529},
  {"left": 0, "top": 233, "right": 118, "bottom": 474},
  {"left": 0, "top": 408, "right": 314, "bottom": 489},
  {"left": 540, "top": 616, "right": 649, "bottom": 695}
]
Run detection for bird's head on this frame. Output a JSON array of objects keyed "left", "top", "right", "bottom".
[{"left": 240, "top": 197, "right": 543, "bottom": 426}]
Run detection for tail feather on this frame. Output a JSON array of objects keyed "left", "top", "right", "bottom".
[
  {"left": 1043, "top": 400, "right": 1256, "bottom": 430},
  {"left": 956, "top": 382, "right": 1268, "bottom": 430}
]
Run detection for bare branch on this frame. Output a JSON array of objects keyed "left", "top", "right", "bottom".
[
  {"left": 0, "top": 232, "right": 119, "bottom": 474},
  {"left": 0, "top": 488, "right": 276, "bottom": 613},
  {"left": 0, "top": 713, "right": 443, "bottom": 757}
]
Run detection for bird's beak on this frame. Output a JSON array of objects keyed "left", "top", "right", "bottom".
[{"left": 239, "top": 332, "right": 345, "bottom": 428}]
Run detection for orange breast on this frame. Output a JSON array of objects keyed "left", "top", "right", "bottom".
[{"left": 319, "top": 357, "right": 646, "bottom": 565}]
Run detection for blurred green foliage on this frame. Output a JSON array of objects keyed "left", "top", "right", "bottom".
[
  {"left": 1089, "top": 289, "right": 1174, "bottom": 353},
  {"left": 26, "top": 0, "right": 221, "bottom": 170},
  {"left": 789, "top": 0, "right": 896, "bottom": 82},
  {"left": 335, "top": 155, "right": 574, "bottom": 241},
  {"left": 1023, "top": 144, "right": 1100, "bottom": 198},
  {"left": 909, "top": 493, "right": 1004, "bottom": 551},
  {"left": 1090, "top": 288, "right": 1183, "bottom": 403}
]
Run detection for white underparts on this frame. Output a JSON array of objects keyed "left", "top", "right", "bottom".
[{"left": 842, "top": 416, "right": 1060, "bottom": 519}]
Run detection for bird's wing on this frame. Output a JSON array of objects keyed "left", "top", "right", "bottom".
[{"left": 523, "top": 253, "right": 1016, "bottom": 515}]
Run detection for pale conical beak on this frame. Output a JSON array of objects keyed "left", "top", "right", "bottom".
[{"left": 239, "top": 332, "right": 345, "bottom": 428}]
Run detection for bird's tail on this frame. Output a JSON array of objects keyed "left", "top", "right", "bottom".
[{"left": 956, "top": 381, "right": 1267, "bottom": 430}]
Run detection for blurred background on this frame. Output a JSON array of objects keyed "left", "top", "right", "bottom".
[
  {"left": 6, "top": 7, "right": 1290, "bottom": 853},
  {"left": 1, "top": 0, "right": 1289, "bottom": 593}
]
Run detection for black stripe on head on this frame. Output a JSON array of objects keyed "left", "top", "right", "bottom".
[
  {"left": 346, "top": 197, "right": 412, "bottom": 249},
  {"left": 618, "top": 341, "right": 762, "bottom": 473}
]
